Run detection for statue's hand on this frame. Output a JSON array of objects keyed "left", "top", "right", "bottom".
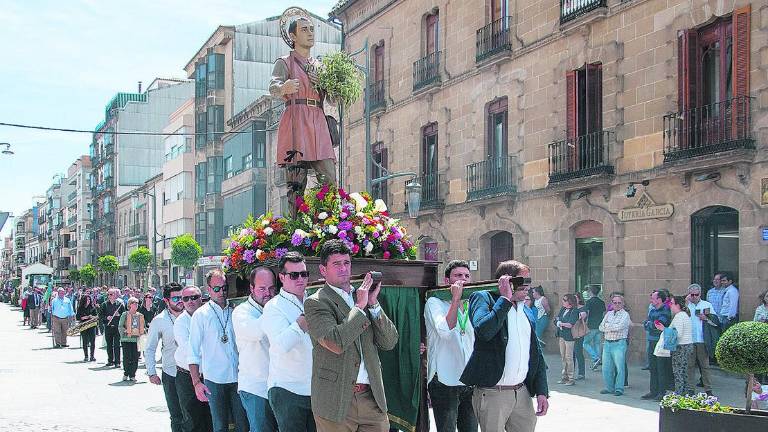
[{"left": 281, "top": 79, "right": 300, "bottom": 96}]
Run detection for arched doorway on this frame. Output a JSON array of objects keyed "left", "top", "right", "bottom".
[
  {"left": 574, "top": 220, "right": 603, "bottom": 295},
  {"left": 691, "top": 206, "right": 739, "bottom": 293},
  {"left": 489, "top": 231, "right": 514, "bottom": 276}
]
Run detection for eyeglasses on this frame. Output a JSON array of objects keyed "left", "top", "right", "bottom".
[
  {"left": 689, "top": 293, "right": 700, "bottom": 297},
  {"left": 170, "top": 295, "right": 183, "bottom": 303},
  {"left": 282, "top": 271, "right": 310, "bottom": 280},
  {"left": 210, "top": 285, "right": 228, "bottom": 293},
  {"left": 182, "top": 294, "right": 201, "bottom": 302}
]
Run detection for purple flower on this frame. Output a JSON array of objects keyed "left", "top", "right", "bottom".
[
  {"left": 243, "top": 249, "right": 256, "bottom": 264},
  {"left": 275, "top": 248, "right": 288, "bottom": 259},
  {"left": 291, "top": 233, "right": 303, "bottom": 246},
  {"left": 339, "top": 221, "right": 353, "bottom": 231},
  {"left": 338, "top": 231, "right": 347, "bottom": 239},
  {"left": 372, "top": 231, "right": 380, "bottom": 238},
  {"left": 230, "top": 241, "right": 238, "bottom": 249},
  {"left": 340, "top": 212, "right": 349, "bottom": 219}
]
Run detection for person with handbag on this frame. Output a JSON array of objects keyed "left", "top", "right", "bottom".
[
  {"left": 654, "top": 295, "right": 693, "bottom": 395},
  {"left": 118, "top": 297, "right": 145, "bottom": 382},
  {"left": 572, "top": 293, "right": 588, "bottom": 380},
  {"left": 555, "top": 294, "right": 581, "bottom": 386}
]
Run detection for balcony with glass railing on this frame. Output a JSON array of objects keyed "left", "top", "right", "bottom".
[
  {"left": 560, "top": 0, "right": 606, "bottom": 24},
  {"left": 662, "top": 96, "right": 755, "bottom": 163},
  {"left": 413, "top": 51, "right": 441, "bottom": 91},
  {"left": 476, "top": 17, "right": 514, "bottom": 63},
  {"left": 548, "top": 130, "right": 614, "bottom": 183},
  {"left": 466, "top": 156, "right": 517, "bottom": 201}
]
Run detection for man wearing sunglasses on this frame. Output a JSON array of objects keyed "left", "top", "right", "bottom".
[
  {"left": 262, "top": 251, "right": 316, "bottom": 432},
  {"left": 304, "top": 240, "right": 399, "bottom": 432},
  {"left": 233, "top": 267, "right": 278, "bottom": 432},
  {"left": 174, "top": 285, "right": 213, "bottom": 432},
  {"left": 460, "top": 260, "right": 549, "bottom": 432},
  {"left": 685, "top": 283, "right": 714, "bottom": 395},
  {"left": 188, "top": 270, "right": 248, "bottom": 432},
  {"left": 144, "top": 282, "right": 186, "bottom": 432}
]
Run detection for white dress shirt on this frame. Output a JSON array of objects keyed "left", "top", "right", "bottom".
[
  {"left": 424, "top": 297, "right": 474, "bottom": 386},
  {"left": 188, "top": 301, "right": 239, "bottom": 385},
  {"left": 497, "top": 302, "right": 531, "bottom": 386},
  {"left": 145, "top": 309, "right": 178, "bottom": 377},
  {"left": 720, "top": 285, "right": 739, "bottom": 319},
  {"left": 327, "top": 284, "right": 382, "bottom": 385},
  {"left": 174, "top": 311, "right": 193, "bottom": 370},
  {"left": 233, "top": 297, "right": 270, "bottom": 398},
  {"left": 262, "top": 291, "right": 313, "bottom": 396},
  {"left": 687, "top": 300, "right": 713, "bottom": 344}
]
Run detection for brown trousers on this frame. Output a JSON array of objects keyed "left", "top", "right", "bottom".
[
  {"left": 52, "top": 316, "right": 69, "bottom": 346},
  {"left": 286, "top": 159, "right": 337, "bottom": 218},
  {"left": 687, "top": 342, "right": 713, "bottom": 391},
  {"left": 29, "top": 308, "right": 41, "bottom": 327},
  {"left": 314, "top": 390, "right": 389, "bottom": 432}
]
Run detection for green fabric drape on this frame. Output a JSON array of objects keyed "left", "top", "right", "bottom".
[{"left": 379, "top": 286, "right": 421, "bottom": 432}]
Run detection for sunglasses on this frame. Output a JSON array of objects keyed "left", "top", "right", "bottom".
[
  {"left": 182, "top": 294, "right": 201, "bottom": 302},
  {"left": 170, "top": 295, "right": 183, "bottom": 303},
  {"left": 210, "top": 285, "right": 228, "bottom": 293},
  {"left": 689, "top": 293, "right": 700, "bottom": 297},
  {"left": 511, "top": 276, "right": 532, "bottom": 286},
  {"left": 282, "top": 271, "right": 310, "bottom": 280}
]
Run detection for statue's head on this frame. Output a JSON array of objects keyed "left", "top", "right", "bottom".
[{"left": 289, "top": 17, "right": 314, "bottom": 50}]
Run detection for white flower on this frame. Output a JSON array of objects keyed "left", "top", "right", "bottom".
[
  {"left": 293, "top": 229, "right": 309, "bottom": 237},
  {"left": 364, "top": 242, "right": 374, "bottom": 254},
  {"left": 349, "top": 193, "right": 368, "bottom": 211},
  {"left": 327, "top": 225, "right": 338, "bottom": 234},
  {"left": 262, "top": 219, "right": 270, "bottom": 226},
  {"left": 263, "top": 227, "right": 273, "bottom": 236},
  {"left": 318, "top": 212, "right": 329, "bottom": 220},
  {"left": 240, "top": 228, "right": 249, "bottom": 237},
  {"left": 376, "top": 224, "right": 384, "bottom": 231},
  {"left": 374, "top": 199, "right": 388, "bottom": 212},
  {"left": 354, "top": 226, "right": 364, "bottom": 235}
]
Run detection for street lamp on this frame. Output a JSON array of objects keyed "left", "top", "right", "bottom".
[
  {"left": 131, "top": 190, "right": 161, "bottom": 288},
  {"left": 0, "top": 142, "right": 13, "bottom": 155}
]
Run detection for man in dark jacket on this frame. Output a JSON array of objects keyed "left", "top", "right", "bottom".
[
  {"left": 460, "top": 260, "right": 548, "bottom": 432},
  {"left": 100, "top": 288, "right": 125, "bottom": 367},
  {"left": 641, "top": 290, "right": 672, "bottom": 400}
]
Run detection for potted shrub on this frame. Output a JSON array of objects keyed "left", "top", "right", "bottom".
[{"left": 658, "top": 321, "right": 768, "bottom": 431}]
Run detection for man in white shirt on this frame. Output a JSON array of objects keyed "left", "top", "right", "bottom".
[
  {"left": 174, "top": 286, "right": 212, "bottom": 432},
  {"left": 262, "top": 251, "right": 316, "bottom": 432},
  {"left": 189, "top": 270, "right": 248, "bottom": 432},
  {"left": 145, "top": 282, "right": 185, "bottom": 432},
  {"left": 686, "top": 283, "right": 714, "bottom": 395},
  {"left": 233, "top": 267, "right": 278, "bottom": 432},
  {"left": 425, "top": 260, "right": 477, "bottom": 432},
  {"left": 718, "top": 272, "right": 739, "bottom": 332}
]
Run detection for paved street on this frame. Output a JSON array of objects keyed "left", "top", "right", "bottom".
[{"left": 0, "top": 302, "right": 748, "bottom": 432}]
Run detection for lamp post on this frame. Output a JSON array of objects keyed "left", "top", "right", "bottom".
[
  {"left": 0, "top": 142, "right": 13, "bottom": 155},
  {"left": 131, "top": 189, "right": 160, "bottom": 288}
]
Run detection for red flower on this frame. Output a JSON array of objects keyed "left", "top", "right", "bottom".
[
  {"left": 352, "top": 244, "right": 360, "bottom": 254},
  {"left": 271, "top": 222, "right": 283, "bottom": 232},
  {"left": 339, "top": 188, "right": 349, "bottom": 199},
  {"left": 311, "top": 241, "right": 320, "bottom": 250},
  {"left": 299, "top": 203, "right": 310, "bottom": 213}
]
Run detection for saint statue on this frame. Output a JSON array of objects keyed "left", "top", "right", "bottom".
[{"left": 270, "top": 11, "right": 337, "bottom": 217}]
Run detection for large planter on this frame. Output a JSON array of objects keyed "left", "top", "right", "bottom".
[{"left": 660, "top": 407, "right": 768, "bottom": 431}]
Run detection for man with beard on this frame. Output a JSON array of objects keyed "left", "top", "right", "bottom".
[
  {"left": 233, "top": 267, "right": 278, "bottom": 432},
  {"left": 145, "top": 282, "right": 186, "bottom": 432},
  {"left": 174, "top": 286, "right": 213, "bottom": 432}
]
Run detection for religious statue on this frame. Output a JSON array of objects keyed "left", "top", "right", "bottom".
[{"left": 271, "top": 8, "right": 338, "bottom": 217}]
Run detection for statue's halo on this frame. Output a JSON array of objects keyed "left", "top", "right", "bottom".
[{"left": 279, "top": 7, "right": 313, "bottom": 48}]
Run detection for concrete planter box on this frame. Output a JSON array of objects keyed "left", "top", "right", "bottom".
[{"left": 659, "top": 407, "right": 768, "bottom": 432}]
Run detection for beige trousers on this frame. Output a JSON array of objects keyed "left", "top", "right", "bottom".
[
  {"left": 472, "top": 386, "right": 537, "bottom": 432},
  {"left": 52, "top": 316, "right": 69, "bottom": 346},
  {"left": 314, "top": 390, "right": 389, "bottom": 432},
  {"left": 558, "top": 338, "right": 575, "bottom": 382}
]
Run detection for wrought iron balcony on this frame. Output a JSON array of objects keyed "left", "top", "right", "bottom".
[
  {"left": 466, "top": 156, "right": 517, "bottom": 201},
  {"left": 549, "top": 130, "right": 614, "bottom": 183},
  {"left": 560, "top": 0, "right": 606, "bottom": 24},
  {"left": 368, "top": 80, "right": 386, "bottom": 111},
  {"left": 476, "top": 17, "right": 514, "bottom": 63},
  {"left": 413, "top": 51, "right": 441, "bottom": 91},
  {"left": 662, "top": 96, "right": 755, "bottom": 162},
  {"left": 411, "top": 173, "right": 444, "bottom": 210}
]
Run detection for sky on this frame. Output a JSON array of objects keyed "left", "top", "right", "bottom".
[{"left": 0, "top": 0, "right": 338, "bottom": 237}]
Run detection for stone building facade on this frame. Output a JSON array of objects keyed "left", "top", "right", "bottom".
[{"left": 331, "top": 0, "right": 768, "bottom": 353}]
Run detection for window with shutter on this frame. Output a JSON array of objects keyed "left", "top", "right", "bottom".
[
  {"left": 426, "top": 13, "right": 439, "bottom": 54},
  {"left": 565, "top": 63, "right": 603, "bottom": 171}
]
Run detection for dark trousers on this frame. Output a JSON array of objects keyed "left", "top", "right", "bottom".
[
  {"left": 268, "top": 386, "right": 316, "bottom": 432},
  {"left": 573, "top": 337, "right": 586, "bottom": 377},
  {"left": 104, "top": 327, "right": 121, "bottom": 364},
  {"left": 205, "top": 379, "right": 249, "bottom": 432},
  {"left": 81, "top": 327, "right": 96, "bottom": 359},
  {"left": 122, "top": 341, "right": 139, "bottom": 378},
  {"left": 649, "top": 354, "right": 674, "bottom": 397},
  {"left": 162, "top": 372, "right": 185, "bottom": 432},
  {"left": 175, "top": 368, "right": 213, "bottom": 432},
  {"left": 428, "top": 378, "right": 478, "bottom": 432}
]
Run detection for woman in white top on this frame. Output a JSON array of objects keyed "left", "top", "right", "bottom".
[
  {"left": 656, "top": 295, "right": 693, "bottom": 395},
  {"left": 754, "top": 290, "right": 768, "bottom": 323},
  {"left": 532, "top": 286, "right": 551, "bottom": 343}
]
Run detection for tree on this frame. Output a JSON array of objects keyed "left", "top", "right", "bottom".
[
  {"left": 716, "top": 321, "right": 768, "bottom": 413},
  {"left": 97, "top": 255, "right": 119, "bottom": 286},
  {"left": 129, "top": 246, "right": 152, "bottom": 289},
  {"left": 80, "top": 264, "right": 97, "bottom": 287},
  {"left": 171, "top": 234, "right": 202, "bottom": 281}
]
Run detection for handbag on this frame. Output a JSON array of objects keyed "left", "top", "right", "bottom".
[
  {"left": 572, "top": 318, "right": 587, "bottom": 339},
  {"left": 138, "top": 334, "right": 148, "bottom": 352},
  {"left": 654, "top": 334, "right": 671, "bottom": 357},
  {"left": 326, "top": 115, "right": 340, "bottom": 147}
]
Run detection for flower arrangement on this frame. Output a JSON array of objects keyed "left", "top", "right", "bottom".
[
  {"left": 659, "top": 393, "right": 734, "bottom": 414},
  {"left": 314, "top": 52, "right": 364, "bottom": 108},
  {"left": 222, "top": 185, "right": 417, "bottom": 279}
]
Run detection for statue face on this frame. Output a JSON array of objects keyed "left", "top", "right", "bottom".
[{"left": 291, "top": 19, "right": 314, "bottom": 49}]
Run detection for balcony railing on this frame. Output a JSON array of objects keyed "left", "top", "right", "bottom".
[
  {"left": 67, "top": 191, "right": 77, "bottom": 203},
  {"left": 662, "top": 96, "right": 755, "bottom": 162},
  {"left": 413, "top": 51, "right": 441, "bottom": 91},
  {"left": 67, "top": 216, "right": 77, "bottom": 226},
  {"left": 368, "top": 80, "right": 386, "bottom": 111},
  {"left": 549, "top": 130, "right": 614, "bottom": 183},
  {"left": 69, "top": 240, "right": 78, "bottom": 249},
  {"left": 129, "top": 224, "right": 146, "bottom": 239},
  {"left": 466, "top": 156, "right": 517, "bottom": 201},
  {"left": 560, "top": 0, "right": 606, "bottom": 24},
  {"left": 414, "top": 173, "right": 444, "bottom": 209},
  {"left": 476, "top": 17, "right": 514, "bottom": 62}
]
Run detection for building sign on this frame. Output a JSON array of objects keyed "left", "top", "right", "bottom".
[
  {"left": 762, "top": 227, "right": 768, "bottom": 242},
  {"left": 761, "top": 178, "right": 768, "bottom": 206},
  {"left": 198, "top": 256, "right": 223, "bottom": 267},
  {"left": 617, "top": 191, "right": 674, "bottom": 222}
]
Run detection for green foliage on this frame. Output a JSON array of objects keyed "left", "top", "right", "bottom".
[
  {"left": 171, "top": 234, "right": 202, "bottom": 270},
  {"left": 97, "top": 255, "right": 119, "bottom": 274},
  {"left": 316, "top": 52, "right": 364, "bottom": 108},
  {"left": 80, "top": 264, "right": 96, "bottom": 286},
  {"left": 69, "top": 267, "right": 80, "bottom": 283},
  {"left": 128, "top": 246, "right": 152, "bottom": 273},
  {"left": 659, "top": 393, "right": 733, "bottom": 413},
  {"left": 715, "top": 321, "right": 768, "bottom": 375}
]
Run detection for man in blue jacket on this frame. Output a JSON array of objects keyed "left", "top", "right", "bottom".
[
  {"left": 641, "top": 289, "right": 672, "bottom": 400},
  {"left": 460, "top": 260, "right": 549, "bottom": 432}
]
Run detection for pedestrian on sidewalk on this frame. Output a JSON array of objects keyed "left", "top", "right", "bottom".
[
  {"left": 531, "top": 286, "right": 550, "bottom": 345},
  {"left": 100, "top": 288, "right": 125, "bottom": 368},
  {"left": 28, "top": 287, "right": 43, "bottom": 329},
  {"left": 583, "top": 285, "right": 606, "bottom": 370},
  {"left": 685, "top": 284, "right": 714, "bottom": 395},
  {"left": 598, "top": 294, "right": 631, "bottom": 396},
  {"left": 572, "top": 293, "right": 588, "bottom": 380},
  {"left": 555, "top": 293, "right": 579, "bottom": 386},
  {"left": 118, "top": 297, "right": 145, "bottom": 381},
  {"left": 655, "top": 295, "right": 693, "bottom": 396},
  {"left": 21, "top": 287, "right": 30, "bottom": 326},
  {"left": 76, "top": 291, "right": 98, "bottom": 362},
  {"left": 642, "top": 290, "right": 672, "bottom": 400},
  {"left": 51, "top": 288, "right": 75, "bottom": 348}
]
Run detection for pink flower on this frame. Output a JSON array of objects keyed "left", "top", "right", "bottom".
[
  {"left": 352, "top": 244, "right": 360, "bottom": 254},
  {"left": 383, "top": 251, "right": 391, "bottom": 259}
]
